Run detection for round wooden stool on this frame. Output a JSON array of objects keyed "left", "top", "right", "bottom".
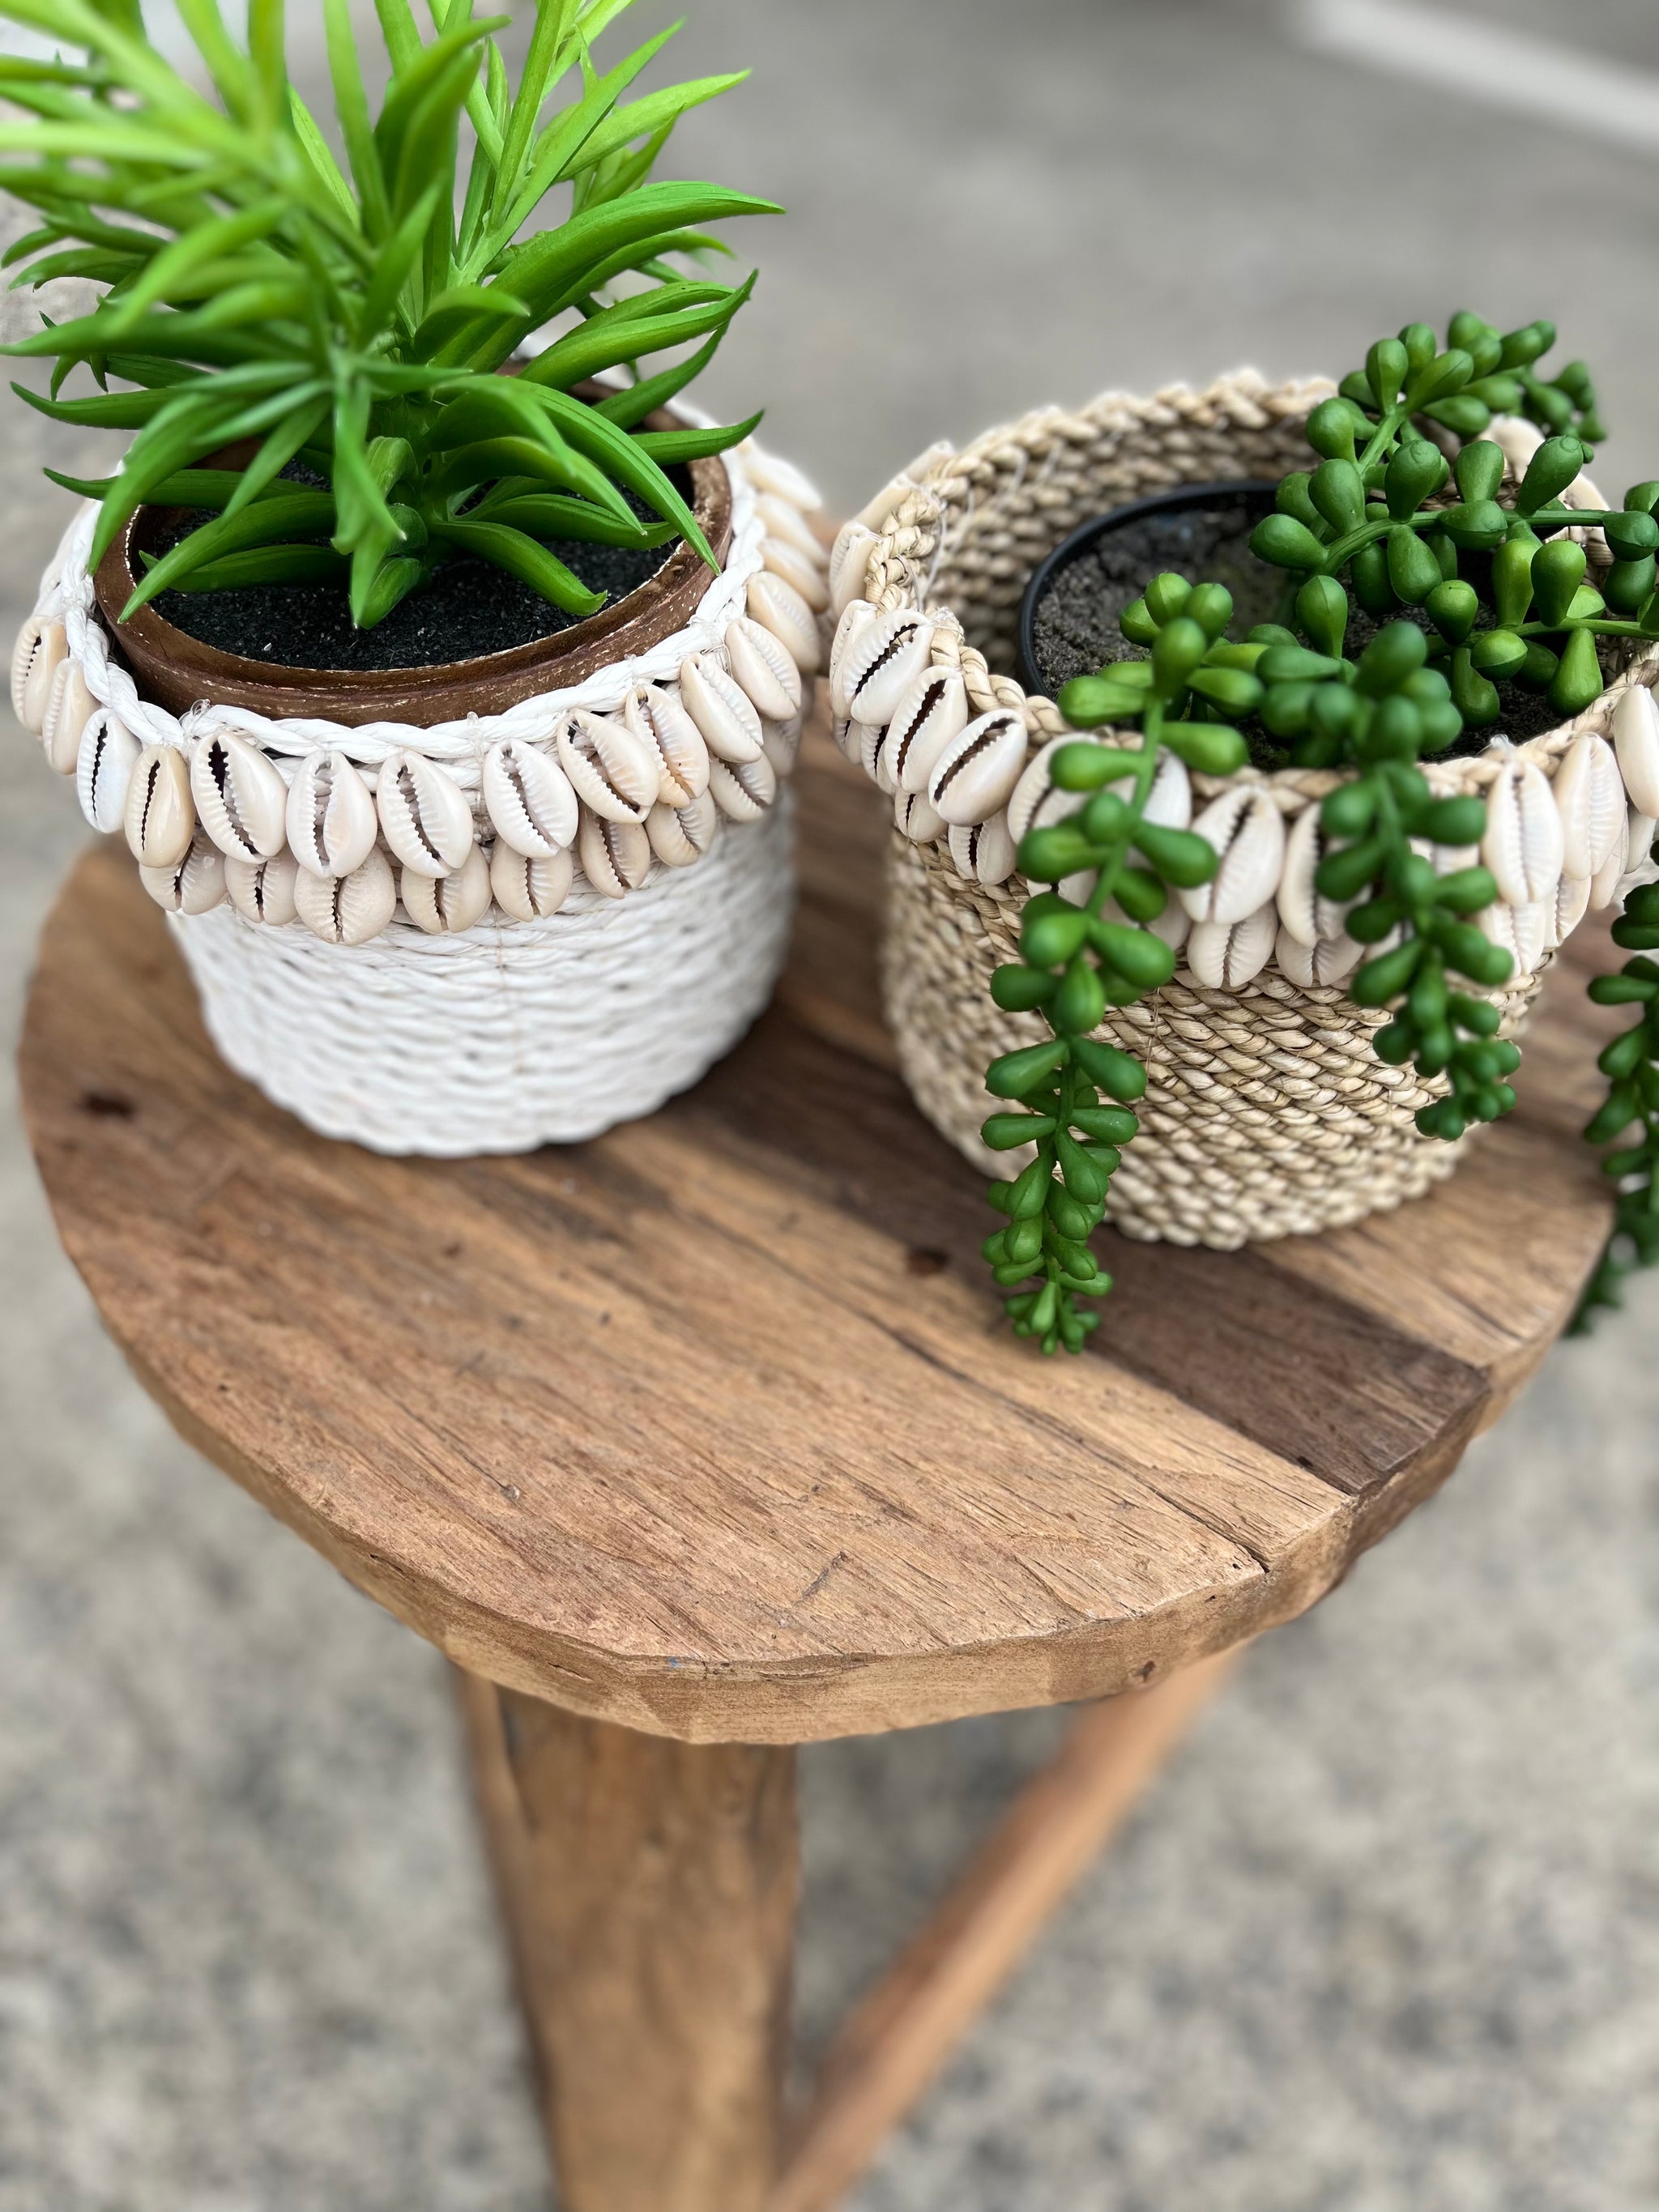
[{"left": 18, "top": 714, "right": 1615, "bottom": 2212}]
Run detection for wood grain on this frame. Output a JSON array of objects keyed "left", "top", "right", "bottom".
[
  {"left": 16, "top": 709, "right": 1613, "bottom": 1743},
  {"left": 456, "top": 1671, "right": 797, "bottom": 2212},
  {"left": 770, "top": 1652, "right": 1237, "bottom": 2212}
]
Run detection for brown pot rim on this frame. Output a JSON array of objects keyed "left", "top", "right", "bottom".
[{"left": 92, "top": 399, "right": 732, "bottom": 729}]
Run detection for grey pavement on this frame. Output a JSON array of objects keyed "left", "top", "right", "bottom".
[{"left": 5, "top": 2, "right": 1659, "bottom": 2207}]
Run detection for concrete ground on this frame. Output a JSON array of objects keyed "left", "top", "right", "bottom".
[{"left": 4, "top": 1, "right": 1659, "bottom": 2206}]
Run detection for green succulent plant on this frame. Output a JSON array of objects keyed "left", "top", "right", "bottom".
[
  {"left": 0, "top": 0, "right": 775, "bottom": 627},
  {"left": 987, "top": 311, "right": 1659, "bottom": 1353}
]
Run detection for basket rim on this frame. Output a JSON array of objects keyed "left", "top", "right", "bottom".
[{"left": 855, "top": 369, "right": 1659, "bottom": 803}]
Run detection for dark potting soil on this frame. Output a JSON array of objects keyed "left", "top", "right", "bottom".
[
  {"left": 145, "top": 468, "right": 696, "bottom": 672},
  {"left": 1029, "top": 498, "right": 1283, "bottom": 694},
  {"left": 1027, "top": 492, "right": 1627, "bottom": 762}
]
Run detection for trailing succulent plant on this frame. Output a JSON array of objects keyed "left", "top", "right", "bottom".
[
  {"left": 0, "top": 0, "right": 773, "bottom": 626},
  {"left": 985, "top": 310, "right": 1659, "bottom": 1353}
]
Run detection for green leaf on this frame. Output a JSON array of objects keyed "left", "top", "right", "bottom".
[
  {"left": 495, "top": 0, "right": 580, "bottom": 207},
  {"left": 412, "top": 282, "right": 531, "bottom": 353},
  {"left": 471, "top": 492, "right": 671, "bottom": 547},
  {"left": 529, "top": 384, "right": 720, "bottom": 562},
  {"left": 173, "top": 0, "right": 258, "bottom": 121},
  {"left": 563, "top": 71, "right": 748, "bottom": 182},
  {"left": 481, "top": 23, "right": 681, "bottom": 258},
  {"left": 288, "top": 88, "right": 360, "bottom": 227},
  {"left": 522, "top": 274, "right": 753, "bottom": 392},
  {"left": 125, "top": 488, "right": 337, "bottom": 610},
  {"left": 150, "top": 543, "right": 350, "bottom": 592},
  {"left": 628, "top": 412, "right": 762, "bottom": 467},
  {"left": 325, "top": 0, "right": 390, "bottom": 237},
  {"left": 986, "top": 1039, "right": 1069, "bottom": 1099},
  {"left": 591, "top": 326, "right": 724, "bottom": 429},
  {"left": 477, "top": 182, "right": 778, "bottom": 343},
  {"left": 429, "top": 516, "right": 606, "bottom": 612}
]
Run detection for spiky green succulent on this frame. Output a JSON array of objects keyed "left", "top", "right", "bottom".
[{"left": 0, "top": 0, "right": 775, "bottom": 626}]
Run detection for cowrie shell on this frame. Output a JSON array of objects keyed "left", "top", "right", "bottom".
[
  {"left": 490, "top": 841, "right": 574, "bottom": 921},
  {"left": 894, "top": 786, "right": 946, "bottom": 844},
  {"left": 679, "top": 653, "right": 764, "bottom": 765},
  {"left": 725, "top": 613, "right": 802, "bottom": 722},
  {"left": 884, "top": 668, "right": 969, "bottom": 795},
  {"left": 1187, "top": 901, "right": 1277, "bottom": 991},
  {"left": 294, "top": 847, "right": 397, "bottom": 944},
  {"left": 829, "top": 521, "right": 879, "bottom": 618},
  {"left": 761, "top": 535, "right": 829, "bottom": 612},
  {"left": 1273, "top": 923, "right": 1361, "bottom": 987},
  {"left": 1628, "top": 807, "right": 1658, "bottom": 875},
  {"left": 1141, "top": 750, "right": 1192, "bottom": 832},
  {"left": 41, "top": 658, "right": 95, "bottom": 774},
  {"left": 928, "top": 710, "right": 1027, "bottom": 828},
  {"left": 744, "top": 448, "right": 820, "bottom": 511},
  {"left": 838, "top": 607, "right": 932, "bottom": 727},
  {"left": 12, "top": 615, "right": 66, "bottom": 733},
  {"left": 756, "top": 493, "right": 822, "bottom": 561},
  {"left": 578, "top": 812, "right": 651, "bottom": 897},
  {"left": 829, "top": 599, "right": 875, "bottom": 718},
  {"left": 191, "top": 728, "right": 288, "bottom": 861},
  {"left": 708, "top": 752, "right": 778, "bottom": 821},
  {"left": 1478, "top": 897, "right": 1549, "bottom": 978},
  {"left": 1546, "top": 868, "right": 1591, "bottom": 951},
  {"left": 948, "top": 811, "right": 1016, "bottom": 887},
  {"left": 285, "top": 750, "right": 378, "bottom": 878},
  {"left": 747, "top": 570, "right": 821, "bottom": 674},
  {"left": 761, "top": 714, "right": 802, "bottom": 779},
  {"left": 1008, "top": 736, "right": 1079, "bottom": 846},
  {"left": 1612, "top": 684, "right": 1659, "bottom": 818},
  {"left": 858, "top": 718, "right": 890, "bottom": 791},
  {"left": 377, "top": 748, "right": 474, "bottom": 876},
  {"left": 402, "top": 841, "right": 491, "bottom": 934},
  {"left": 1482, "top": 754, "right": 1563, "bottom": 906},
  {"left": 140, "top": 829, "right": 226, "bottom": 915},
  {"left": 1181, "top": 786, "right": 1286, "bottom": 926},
  {"left": 1277, "top": 802, "right": 1349, "bottom": 948},
  {"left": 625, "top": 684, "right": 710, "bottom": 808},
  {"left": 226, "top": 852, "right": 300, "bottom": 926},
  {"left": 76, "top": 710, "right": 140, "bottom": 835},
  {"left": 647, "top": 790, "right": 720, "bottom": 869},
  {"left": 482, "top": 738, "right": 578, "bottom": 858},
  {"left": 1590, "top": 837, "right": 1627, "bottom": 911},
  {"left": 124, "top": 744, "right": 194, "bottom": 870},
  {"left": 553, "top": 709, "right": 656, "bottom": 823},
  {"left": 1551, "top": 731, "right": 1624, "bottom": 879}
]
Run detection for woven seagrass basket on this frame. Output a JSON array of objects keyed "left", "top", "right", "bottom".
[
  {"left": 18, "top": 437, "right": 825, "bottom": 1156},
  {"left": 836, "top": 373, "right": 1659, "bottom": 1247}
]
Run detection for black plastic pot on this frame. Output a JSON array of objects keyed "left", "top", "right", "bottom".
[{"left": 1016, "top": 478, "right": 1280, "bottom": 699}]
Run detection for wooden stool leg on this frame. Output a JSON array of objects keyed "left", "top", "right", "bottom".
[{"left": 456, "top": 1671, "right": 800, "bottom": 2212}]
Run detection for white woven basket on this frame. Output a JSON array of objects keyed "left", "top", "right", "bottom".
[
  {"left": 173, "top": 794, "right": 794, "bottom": 1154},
  {"left": 19, "top": 433, "right": 827, "bottom": 1157}
]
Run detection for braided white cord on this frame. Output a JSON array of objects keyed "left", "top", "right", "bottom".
[{"left": 41, "top": 436, "right": 780, "bottom": 785}]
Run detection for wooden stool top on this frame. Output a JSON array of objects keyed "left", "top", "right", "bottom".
[{"left": 19, "top": 716, "right": 1616, "bottom": 1745}]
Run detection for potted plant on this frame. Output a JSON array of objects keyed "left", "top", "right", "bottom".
[
  {"left": 832, "top": 316, "right": 1659, "bottom": 1351},
  {"left": 5, "top": 0, "right": 828, "bottom": 1155}
]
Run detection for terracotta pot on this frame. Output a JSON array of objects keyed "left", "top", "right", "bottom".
[{"left": 93, "top": 400, "right": 732, "bottom": 728}]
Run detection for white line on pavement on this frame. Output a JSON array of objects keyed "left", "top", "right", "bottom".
[{"left": 1292, "top": 0, "right": 1659, "bottom": 155}]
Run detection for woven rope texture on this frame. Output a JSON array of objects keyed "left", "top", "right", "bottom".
[
  {"left": 175, "top": 795, "right": 795, "bottom": 1155},
  {"left": 843, "top": 373, "right": 1659, "bottom": 1246}
]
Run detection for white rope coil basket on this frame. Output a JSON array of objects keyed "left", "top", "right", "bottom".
[
  {"left": 15, "top": 434, "right": 830, "bottom": 1155},
  {"left": 174, "top": 795, "right": 794, "bottom": 1154},
  {"left": 830, "top": 373, "right": 1659, "bottom": 1247}
]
